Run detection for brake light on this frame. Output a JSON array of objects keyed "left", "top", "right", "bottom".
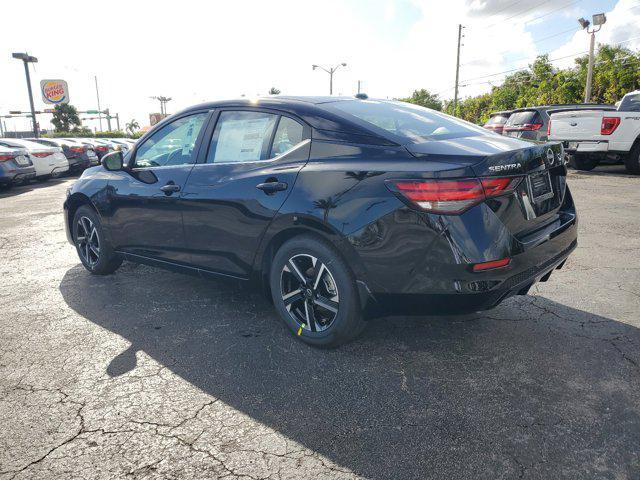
[
  {"left": 504, "top": 123, "right": 543, "bottom": 132},
  {"left": 388, "top": 177, "right": 522, "bottom": 214},
  {"left": 601, "top": 117, "right": 620, "bottom": 135},
  {"left": 0, "top": 154, "right": 16, "bottom": 162},
  {"left": 473, "top": 257, "right": 511, "bottom": 272},
  {"left": 547, "top": 119, "right": 552, "bottom": 137},
  {"left": 95, "top": 146, "right": 108, "bottom": 152},
  {"left": 69, "top": 146, "right": 85, "bottom": 153},
  {"left": 32, "top": 152, "right": 53, "bottom": 157}
]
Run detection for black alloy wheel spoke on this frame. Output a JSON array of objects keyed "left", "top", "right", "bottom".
[{"left": 305, "top": 300, "right": 317, "bottom": 332}]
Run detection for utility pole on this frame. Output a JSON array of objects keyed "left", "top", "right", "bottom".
[
  {"left": 12, "top": 53, "right": 39, "bottom": 137},
  {"left": 357, "top": 80, "right": 361, "bottom": 94},
  {"left": 105, "top": 108, "right": 112, "bottom": 131},
  {"left": 95, "top": 76, "right": 103, "bottom": 131},
  {"left": 579, "top": 13, "right": 606, "bottom": 103},
  {"left": 453, "top": 24, "right": 463, "bottom": 116},
  {"left": 312, "top": 63, "right": 347, "bottom": 95}
]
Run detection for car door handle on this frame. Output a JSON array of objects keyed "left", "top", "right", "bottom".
[
  {"left": 256, "top": 181, "right": 288, "bottom": 194},
  {"left": 160, "top": 183, "right": 181, "bottom": 194}
]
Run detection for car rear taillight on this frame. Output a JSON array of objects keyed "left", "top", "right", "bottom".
[
  {"left": 547, "top": 119, "right": 552, "bottom": 137},
  {"left": 504, "top": 123, "right": 543, "bottom": 132},
  {"left": 95, "top": 146, "right": 108, "bottom": 152},
  {"left": 69, "top": 146, "right": 85, "bottom": 153},
  {"left": 600, "top": 117, "right": 620, "bottom": 135},
  {"left": 387, "top": 177, "right": 522, "bottom": 214},
  {"left": 32, "top": 152, "right": 53, "bottom": 157},
  {"left": 0, "top": 154, "right": 16, "bottom": 162}
]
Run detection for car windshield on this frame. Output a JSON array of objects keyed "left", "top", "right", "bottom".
[
  {"left": 485, "top": 115, "right": 509, "bottom": 125},
  {"left": 505, "top": 111, "right": 541, "bottom": 126},
  {"left": 330, "top": 100, "right": 487, "bottom": 142}
]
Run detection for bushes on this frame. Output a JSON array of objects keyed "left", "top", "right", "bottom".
[{"left": 44, "top": 130, "right": 139, "bottom": 139}]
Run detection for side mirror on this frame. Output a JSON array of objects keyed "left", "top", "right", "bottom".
[{"left": 102, "top": 151, "right": 124, "bottom": 171}]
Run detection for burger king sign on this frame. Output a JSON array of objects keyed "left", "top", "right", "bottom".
[{"left": 40, "top": 79, "right": 70, "bottom": 105}]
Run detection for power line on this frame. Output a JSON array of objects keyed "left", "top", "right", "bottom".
[{"left": 524, "top": 0, "right": 582, "bottom": 25}]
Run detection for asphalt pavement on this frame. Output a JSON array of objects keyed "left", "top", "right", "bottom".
[{"left": 0, "top": 165, "right": 639, "bottom": 479}]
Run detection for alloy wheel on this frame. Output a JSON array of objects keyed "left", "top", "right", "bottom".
[
  {"left": 280, "top": 253, "right": 340, "bottom": 332},
  {"left": 76, "top": 216, "right": 100, "bottom": 268}
]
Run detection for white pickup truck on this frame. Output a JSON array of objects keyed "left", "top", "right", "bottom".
[{"left": 549, "top": 90, "right": 640, "bottom": 174}]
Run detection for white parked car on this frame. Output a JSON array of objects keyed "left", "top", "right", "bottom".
[
  {"left": 0, "top": 138, "right": 69, "bottom": 180},
  {"left": 549, "top": 90, "right": 640, "bottom": 174}
]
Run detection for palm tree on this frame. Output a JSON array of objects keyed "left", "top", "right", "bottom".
[
  {"left": 125, "top": 119, "right": 140, "bottom": 135},
  {"left": 268, "top": 87, "right": 281, "bottom": 95}
]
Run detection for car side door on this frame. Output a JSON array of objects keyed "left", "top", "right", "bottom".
[
  {"left": 106, "top": 111, "right": 210, "bottom": 264},
  {"left": 180, "top": 109, "right": 311, "bottom": 277}
]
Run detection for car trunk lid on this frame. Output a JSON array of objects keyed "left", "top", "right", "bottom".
[
  {"left": 406, "top": 136, "right": 567, "bottom": 237},
  {"left": 549, "top": 110, "right": 607, "bottom": 141}
]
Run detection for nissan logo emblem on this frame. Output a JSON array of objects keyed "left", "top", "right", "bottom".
[
  {"left": 570, "top": 122, "right": 578, "bottom": 126},
  {"left": 546, "top": 148, "right": 556, "bottom": 165}
]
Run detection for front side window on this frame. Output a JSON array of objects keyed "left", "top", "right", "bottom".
[
  {"left": 134, "top": 112, "right": 208, "bottom": 168},
  {"left": 207, "top": 111, "right": 278, "bottom": 163},
  {"left": 330, "top": 100, "right": 488, "bottom": 143}
]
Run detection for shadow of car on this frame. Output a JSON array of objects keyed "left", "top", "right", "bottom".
[{"left": 58, "top": 262, "right": 640, "bottom": 479}]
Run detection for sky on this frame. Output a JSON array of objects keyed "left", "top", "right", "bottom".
[{"left": 1, "top": 0, "right": 638, "bottom": 133}]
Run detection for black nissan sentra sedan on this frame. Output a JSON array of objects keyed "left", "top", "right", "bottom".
[{"left": 63, "top": 96, "right": 577, "bottom": 347}]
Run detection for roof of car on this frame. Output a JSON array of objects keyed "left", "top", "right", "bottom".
[
  {"left": 172, "top": 96, "right": 394, "bottom": 141},
  {"left": 510, "top": 103, "right": 615, "bottom": 113},
  {"left": 489, "top": 110, "right": 513, "bottom": 116}
]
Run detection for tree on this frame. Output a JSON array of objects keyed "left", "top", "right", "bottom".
[
  {"left": 415, "top": 43, "right": 640, "bottom": 125},
  {"left": 51, "top": 104, "right": 81, "bottom": 132},
  {"left": 399, "top": 89, "right": 442, "bottom": 111},
  {"left": 268, "top": 87, "right": 281, "bottom": 95},
  {"left": 125, "top": 119, "right": 140, "bottom": 135}
]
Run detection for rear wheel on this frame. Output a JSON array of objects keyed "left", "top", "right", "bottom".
[
  {"left": 569, "top": 153, "right": 598, "bottom": 171},
  {"left": 72, "top": 205, "right": 122, "bottom": 275},
  {"left": 623, "top": 143, "right": 640, "bottom": 175},
  {"left": 270, "top": 235, "right": 366, "bottom": 347}
]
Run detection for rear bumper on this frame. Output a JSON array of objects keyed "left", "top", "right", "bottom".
[
  {"left": 562, "top": 140, "right": 609, "bottom": 153},
  {"left": 364, "top": 225, "right": 577, "bottom": 317}
]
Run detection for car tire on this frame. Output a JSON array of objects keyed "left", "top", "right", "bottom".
[
  {"left": 569, "top": 153, "right": 598, "bottom": 171},
  {"left": 623, "top": 143, "right": 640, "bottom": 175},
  {"left": 270, "top": 235, "right": 366, "bottom": 347},
  {"left": 72, "top": 205, "right": 122, "bottom": 275}
]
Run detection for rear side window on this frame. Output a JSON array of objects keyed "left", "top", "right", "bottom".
[
  {"left": 272, "top": 117, "right": 304, "bottom": 157},
  {"left": 330, "top": 100, "right": 487, "bottom": 142},
  {"left": 619, "top": 94, "right": 640, "bottom": 112},
  {"left": 505, "top": 111, "right": 542, "bottom": 126},
  {"left": 206, "top": 111, "right": 278, "bottom": 163}
]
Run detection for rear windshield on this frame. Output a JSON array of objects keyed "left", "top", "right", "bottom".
[
  {"left": 330, "top": 100, "right": 486, "bottom": 142},
  {"left": 619, "top": 93, "right": 640, "bottom": 112},
  {"left": 484, "top": 114, "right": 510, "bottom": 126},
  {"left": 505, "top": 111, "right": 542, "bottom": 126}
]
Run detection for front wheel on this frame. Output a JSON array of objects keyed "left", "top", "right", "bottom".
[
  {"left": 569, "top": 153, "right": 599, "bottom": 171},
  {"left": 72, "top": 205, "right": 122, "bottom": 275},
  {"left": 270, "top": 235, "right": 366, "bottom": 347}
]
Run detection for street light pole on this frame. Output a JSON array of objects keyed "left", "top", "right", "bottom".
[
  {"left": 12, "top": 52, "right": 39, "bottom": 138},
  {"left": 312, "top": 63, "right": 347, "bottom": 95},
  {"left": 579, "top": 13, "right": 606, "bottom": 103},
  {"left": 453, "top": 24, "right": 464, "bottom": 116}
]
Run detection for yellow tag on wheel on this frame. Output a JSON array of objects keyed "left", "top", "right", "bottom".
[{"left": 297, "top": 324, "right": 305, "bottom": 336}]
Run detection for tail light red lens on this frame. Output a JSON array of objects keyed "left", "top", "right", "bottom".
[
  {"left": 32, "top": 152, "right": 53, "bottom": 157},
  {"left": 472, "top": 257, "right": 511, "bottom": 272},
  {"left": 504, "top": 123, "right": 543, "bottom": 132},
  {"left": 547, "top": 119, "right": 552, "bottom": 137},
  {"left": 95, "top": 146, "right": 108, "bottom": 152},
  {"left": 0, "top": 154, "right": 16, "bottom": 162},
  {"left": 69, "top": 146, "right": 85, "bottom": 153},
  {"left": 388, "top": 177, "right": 522, "bottom": 214},
  {"left": 600, "top": 117, "right": 620, "bottom": 135}
]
